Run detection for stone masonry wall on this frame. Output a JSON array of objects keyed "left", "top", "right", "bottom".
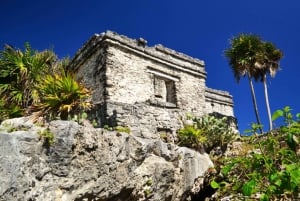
[
  {"left": 205, "top": 87, "right": 234, "bottom": 116},
  {"left": 100, "top": 101, "right": 183, "bottom": 139},
  {"left": 75, "top": 47, "right": 107, "bottom": 103},
  {"left": 71, "top": 31, "right": 235, "bottom": 137},
  {"left": 105, "top": 44, "right": 207, "bottom": 116}
]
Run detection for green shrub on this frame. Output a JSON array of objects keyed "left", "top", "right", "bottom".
[
  {"left": 177, "top": 125, "right": 206, "bottom": 151},
  {"left": 33, "top": 69, "right": 92, "bottom": 121},
  {"left": 177, "top": 114, "right": 236, "bottom": 153},
  {"left": 196, "top": 115, "right": 237, "bottom": 152},
  {"left": 0, "top": 99, "right": 23, "bottom": 122},
  {"left": 210, "top": 107, "right": 300, "bottom": 200}
]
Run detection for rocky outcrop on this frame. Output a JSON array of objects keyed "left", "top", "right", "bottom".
[{"left": 0, "top": 118, "right": 213, "bottom": 201}]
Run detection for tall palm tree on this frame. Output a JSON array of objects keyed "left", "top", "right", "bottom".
[
  {"left": 225, "top": 34, "right": 264, "bottom": 133},
  {"left": 255, "top": 42, "right": 283, "bottom": 130}
]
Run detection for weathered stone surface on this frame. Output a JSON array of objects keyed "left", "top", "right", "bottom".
[
  {"left": 71, "top": 31, "right": 235, "bottom": 137},
  {"left": 0, "top": 119, "right": 213, "bottom": 201}
]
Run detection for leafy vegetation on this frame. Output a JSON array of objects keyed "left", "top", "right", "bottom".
[
  {"left": 209, "top": 107, "right": 300, "bottom": 200},
  {"left": 0, "top": 43, "right": 91, "bottom": 122},
  {"left": 0, "top": 43, "right": 58, "bottom": 119},
  {"left": 103, "top": 125, "right": 131, "bottom": 134},
  {"left": 38, "top": 128, "right": 55, "bottom": 145},
  {"left": 177, "top": 114, "right": 237, "bottom": 153},
  {"left": 32, "top": 68, "right": 91, "bottom": 120}
]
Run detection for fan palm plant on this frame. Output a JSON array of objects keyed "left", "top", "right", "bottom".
[
  {"left": 0, "top": 43, "right": 57, "bottom": 115},
  {"left": 34, "top": 68, "right": 92, "bottom": 120},
  {"left": 225, "top": 34, "right": 264, "bottom": 133}
]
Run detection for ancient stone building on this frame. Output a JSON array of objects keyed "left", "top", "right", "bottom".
[{"left": 71, "top": 31, "right": 234, "bottom": 138}]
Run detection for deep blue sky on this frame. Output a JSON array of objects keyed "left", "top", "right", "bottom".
[{"left": 1, "top": 0, "right": 299, "bottom": 133}]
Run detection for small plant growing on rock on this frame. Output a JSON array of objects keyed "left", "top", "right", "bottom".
[
  {"left": 103, "top": 125, "right": 131, "bottom": 134},
  {"left": 38, "top": 128, "right": 55, "bottom": 145},
  {"left": 177, "top": 125, "right": 206, "bottom": 152},
  {"left": 115, "top": 126, "right": 131, "bottom": 134},
  {"left": 177, "top": 114, "right": 237, "bottom": 153}
]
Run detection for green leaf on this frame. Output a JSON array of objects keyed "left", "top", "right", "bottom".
[
  {"left": 260, "top": 193, "right": 269, "bottom": 201},
  {"left": 221, "top": 163, "right": 235, "bottom": 176},
  {"left": 267, "top": 185, "right": 277, "bottom": 193},
  {"left": 210, "top": 180, "right": 220, "bottom": 189},
  {"left": 272, "top": 109, "right": 283, "bottom": 121},
  {"left": 287, "top": 133, "right": 297, "bottom": 151},
  {"left": 286, "top": 164, "right": 300, "bottom": 185},
  {"left": 242, "top": 179, "right": 256, "bottom": 196}
]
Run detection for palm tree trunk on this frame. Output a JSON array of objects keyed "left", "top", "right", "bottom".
[
  {"left": 263, "top": 74, "right": 273, "bottom": 131},
  {"left": 247, "top": 73, "right": 263, "bottom": 133}
]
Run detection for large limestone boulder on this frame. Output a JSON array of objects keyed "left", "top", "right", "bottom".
[{"left": 0, "top": 118, "right": 213, "bottom": 201}]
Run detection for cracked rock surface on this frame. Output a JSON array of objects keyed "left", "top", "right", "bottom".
[{"left": 0, "top": 118, "right": 213, "bottom": 201}]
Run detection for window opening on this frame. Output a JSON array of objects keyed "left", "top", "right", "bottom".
[{"left": 154, "top": 75, "right": 176, "bottom": 104}]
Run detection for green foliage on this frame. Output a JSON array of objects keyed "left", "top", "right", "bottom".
[
  {"left": 103, "top": 125, "right": 131, "bottom": 134},
  {"left": 115, "top": 126, "right": 131, "bottom": 134},
  {"left": 225, "top": 34, "right": 264, "bottom": 82},
  {"left": 145, "top": 178, "right": 153, "bottom": 186},
  {"left": 196, "top": 115, "right": 237, "bottom": 152},
  {"left": 38, "top": 128, "right": 55, "bottom": 145},
  {"left": 225, "top": 33, "right": 283, "bottom": 84},
  {"left": 143, "top": 188, "right": 151, "bottom": 197},
  {"left": 33, "top": 68, "right": 92, "bottom": 120},
  {"left": 210, "top": 107, "right": 300, "bottom": 200},
  {"left": 0, "top": 98, "right": 23, "bottom": 122},
  {"left": 0, "top": 43, "right": 91, "bottom": 123},
  {"left": 272, "top": 106, "right": 300, "bottom": 126},
  {"left": 177, "top": 114, "right": 236, "bottom": 153},
  {"left": 225, "top": 34, "right": 283, "bottom": 131},
  {"left": 103, "top": 125, "right": 113, "bottom": 131},
  {"left": 177, "top": 125, "right": 206, "bottom": 149},
  {"left": 0, "top": 43, "right": 58, "bottom": 116},
  {"left": 244, "top": 123, "right": 263, "bottom": 134}
]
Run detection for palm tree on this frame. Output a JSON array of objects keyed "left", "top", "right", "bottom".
[
  {"left": 225, "top": 34, "right": 264, "bottom": 133},
  {"left": 255, "top": 42, "right": 283, "bottom": 130}
]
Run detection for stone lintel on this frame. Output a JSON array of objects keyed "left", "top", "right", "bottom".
[
  {"left": 70, "top": 30, "right": 207, "bottom": 78},
  {"left": 205, "top": 87, "right": 233, "bottom": 106}
]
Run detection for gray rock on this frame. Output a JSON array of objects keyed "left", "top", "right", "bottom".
[{"left": 0, "top": 118, "right": 213, "bottom": 201}]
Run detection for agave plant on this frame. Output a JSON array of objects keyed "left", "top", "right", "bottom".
[{"left": 34, "top": 69, "right": 92, "bottom": 120}]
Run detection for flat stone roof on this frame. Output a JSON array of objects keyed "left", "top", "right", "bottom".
[
  {"left": 70, "top": 30, "right": 206, "bottom": 78},
  {"left": 205, "top": 87, "right": 234, "bottom": 106}
]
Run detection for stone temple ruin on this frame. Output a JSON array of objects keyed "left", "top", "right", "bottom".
[{"left": 71, "top": 31, "right": 234, "bottom": 138}]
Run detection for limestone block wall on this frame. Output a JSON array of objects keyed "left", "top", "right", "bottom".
[
  {"left": 74, "top": 47, "right": 107, "bottom": 103},
  {"left": 205, "top": 87, "right": 234, "bottom": 116},
  {"left": 105, "top": 46, "right": 153, "bottom": 104},
  {"left": 101, "top": 101, "right": 183, "bottom": 139},
  {"left": 105, "top": 44, "right": 207, "bottom": 116},
  {"left": 71, "top": 31, "right": 235, "bottom": 136}
]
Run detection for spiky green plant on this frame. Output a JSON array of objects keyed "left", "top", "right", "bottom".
[
  {"left": 34, "top": 69, "right": 91, "bottom": 120},
  {"left": 0, "top": 43, "right": 57, "bottom": 109},
  {"left": 177, "top": 125, "right": 207, "bottom": 151}
]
